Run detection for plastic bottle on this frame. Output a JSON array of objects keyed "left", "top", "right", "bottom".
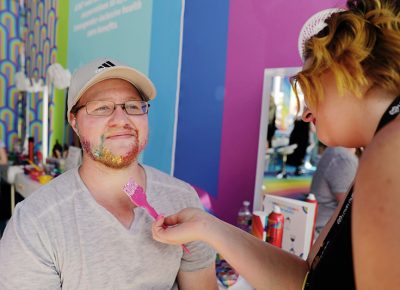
[
  {"left": 237, "top": 200, "right": 252, "bottom": 232},
  {"left": 266, "top": 205, "right": 284, "bottom": 248},
  {"left": 306, "top": 193, "right": 318, "bottom": 206},
  {"left": 306, "top": 193, "right": 318, "bottom": 211}
]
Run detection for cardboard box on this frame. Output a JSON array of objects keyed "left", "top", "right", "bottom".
[{"left": 263, "top": 194, "right": 316, "bottom": 260}]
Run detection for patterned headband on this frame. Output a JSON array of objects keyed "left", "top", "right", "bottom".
[{"left": 298, "top": 8, "right": 346, "bottom": 62}]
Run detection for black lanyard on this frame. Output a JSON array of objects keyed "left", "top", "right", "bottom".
[
  {"left": 305, "top": 95, "right": 400, "bottom": 288},
  {"left": 374, "top": 96, "right": 400, "bottom": 134}
]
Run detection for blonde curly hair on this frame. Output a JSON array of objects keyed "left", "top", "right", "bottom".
[{"left": 291, "top": 0, "right": 400, "bottom": 107}]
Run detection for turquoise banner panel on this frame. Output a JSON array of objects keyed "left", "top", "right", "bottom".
[
  {"left": 68, "top": 0, "right": 152, "bottom": 76},
  {"left": 146, "top": 0, "right": 183, "bottom": 174}
]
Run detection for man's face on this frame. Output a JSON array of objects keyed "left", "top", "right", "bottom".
[{"left": 71, "top": 78, "right": 149, "bottom": 169}]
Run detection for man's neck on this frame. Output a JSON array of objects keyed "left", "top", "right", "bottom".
[
  {"left": 79, "top": 158, "right": 145, "bottom": 202},
  {"left": 78, "top": 158, "right": 146, "bottom": 229}
]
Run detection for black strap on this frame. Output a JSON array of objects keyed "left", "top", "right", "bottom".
[{"left": 375, "top": 96, "right": 400, "bottom": 134}]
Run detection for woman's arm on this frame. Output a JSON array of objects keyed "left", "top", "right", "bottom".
[{"left": 153, "top": 209, "right": 308, "bottom": 290}]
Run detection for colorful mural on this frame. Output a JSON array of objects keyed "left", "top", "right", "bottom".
[
  {"left": 25, "top": 0, "right": 58, "bottom": 154},
  {"left": 0, "top": 0, "right": 59, "bottom": 156},
  {"left": 1, "top": 0, "right": 346, "bottom": 224},
  {"left": 0, "top": 1, "right": 23, "bottom": 150}
]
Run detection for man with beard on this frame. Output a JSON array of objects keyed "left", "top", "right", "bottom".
[{"left": 0, "top": 58, "right": 217, "bottom": 290}]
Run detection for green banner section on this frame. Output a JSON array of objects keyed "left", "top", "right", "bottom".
[{"left": 51, "top": 0, "right": 69, "bottom": 152}]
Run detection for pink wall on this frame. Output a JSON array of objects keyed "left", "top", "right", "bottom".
[{"left": 216, "top": 0, "right": 346, "bottom": 224}]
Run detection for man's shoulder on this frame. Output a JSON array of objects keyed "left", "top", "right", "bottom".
[
  {"left": 17, "top": 169, "right": 79, "bottom": 217},
  {"left": 326, "top": 146, "right": 348, "bottom": 156},
  {"left": 142, "top": 165, "right": 202, "bottom": 211},
  {"left": 325, "top": 147, "right": 357, "bottom": 163},
  {"left": 143, "top": 165, "right": 195, "bottom": 193}
]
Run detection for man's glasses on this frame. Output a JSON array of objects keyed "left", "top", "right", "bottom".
[{"left": 73, "top": 100, "right": 150, "bottom": 116}]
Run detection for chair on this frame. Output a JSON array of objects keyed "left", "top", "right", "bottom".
[{"left": 276, "top": 144, "right": 298, "bottom": 179}]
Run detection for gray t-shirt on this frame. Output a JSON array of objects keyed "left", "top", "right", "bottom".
[
  {"left": 0, "top": 165, "right": 215, "bottom": 289},
  {"left": 310, "top": 147, "right": 358, "bottom": 233}
]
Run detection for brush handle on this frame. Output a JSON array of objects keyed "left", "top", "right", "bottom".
[
  {"left": 143, "top": 204, "right": 159, "bottom": 220},
  {"left": 123, "top": 180, "right": 191, "bottom": 254},
  {"left": 160, "top": 220, "right": 191, "bottom": 254},
  {"left": 141, "top": 203, "right": 191, "bottom": 254},
  {"left": 181, "top": 244, "right": 191, "bottom": 254}
]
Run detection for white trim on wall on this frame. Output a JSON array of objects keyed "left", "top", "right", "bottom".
[{"left": 170, "top": 0, "right": 186, "bottom": 175}]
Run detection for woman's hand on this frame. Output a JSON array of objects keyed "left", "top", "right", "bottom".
[{"left": 152, "top": 207, "right": 214, "bottom": 245}]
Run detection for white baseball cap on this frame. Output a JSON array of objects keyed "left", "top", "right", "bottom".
[{"left": 67, "top": 57, "right": 156, "bottom": 122}]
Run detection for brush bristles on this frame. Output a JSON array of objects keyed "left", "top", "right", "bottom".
[{"left": 123, "top": 178, "right": 139, "bottom": 198}]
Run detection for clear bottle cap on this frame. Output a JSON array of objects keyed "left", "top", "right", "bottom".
[
  {"left": 307, "top": 193, "right": 316, "bottom": 200},
  {"left": 273, "top": 204, "right": 281, "bottom": 214},
  {"left": 243, "top": 200, "right": 250, "bottom": 206}
]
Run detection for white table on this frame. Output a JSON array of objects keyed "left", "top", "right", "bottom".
[
  {"left": 2, "top": 166, "right": 42, "bottom": 214},
  {"left": 14, "top": 172, "right": 41, "bottom": 198}
]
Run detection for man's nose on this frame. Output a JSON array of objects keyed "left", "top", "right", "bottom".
[{"left": 108, "top": 105, "right": 130, "bottom": 123}]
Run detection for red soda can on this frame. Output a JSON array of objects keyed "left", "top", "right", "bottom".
[{"left": 266, "top": 205, "right": 284, "bottom": 248}]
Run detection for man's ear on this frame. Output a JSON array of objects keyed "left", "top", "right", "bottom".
[{"left": 69, "top": 113, "right": 80, "bottom": 137}]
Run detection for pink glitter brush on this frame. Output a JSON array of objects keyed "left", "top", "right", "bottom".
[{"left": 123, "top": 178, "right": 190, "bottom": 254}]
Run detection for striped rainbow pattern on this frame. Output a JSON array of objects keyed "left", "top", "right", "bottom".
[
  {"left": 0, "top": 0, "right": 58, "bottom": 151},
  {"left": 0, "top": 1, "right": 22, "bottom": 150}
]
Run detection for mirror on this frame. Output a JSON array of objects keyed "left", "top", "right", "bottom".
[{"left": 254, "top": 67, "right": 315, "bottom": 211}]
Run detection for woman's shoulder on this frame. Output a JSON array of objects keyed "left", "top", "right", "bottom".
[
  {"left": 351, "top": 121, "right": 400, "bottom": 290},
  {"left": 360, "top": 118, "right": 400, "bottom": 169},
  {"left": 355, "top": 118, "right": 400, "bottom": 198}
]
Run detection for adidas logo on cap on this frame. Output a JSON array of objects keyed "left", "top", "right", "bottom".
[{"left": 95, "top": 60, "right": 116, "bottom": 73}]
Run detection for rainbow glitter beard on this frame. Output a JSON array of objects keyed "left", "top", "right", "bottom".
[{"left": 81, "top": 139, "right": 138, "bottom": 169}]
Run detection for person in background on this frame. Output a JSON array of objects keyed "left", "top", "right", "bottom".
[
  {"left": 0, "top": 140, "right": 8, "bottom": 165},
  {"left": 311, "top": 144, "right": 358, "bottom": 236},
  {"left": 286, "top": 118, "right": 311, "bottom": 175},
  {"left": 152, "top": 1, "right": 400, "bottom": 289},
  {"left": 51, "top": 139, "right": 63, "bottom": 159},
  {"left": 267, "top": 95, "right": 277, "bottom": 149},
  {"left": 0, "top": 58, "right": 217, "bottom": 290}
]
